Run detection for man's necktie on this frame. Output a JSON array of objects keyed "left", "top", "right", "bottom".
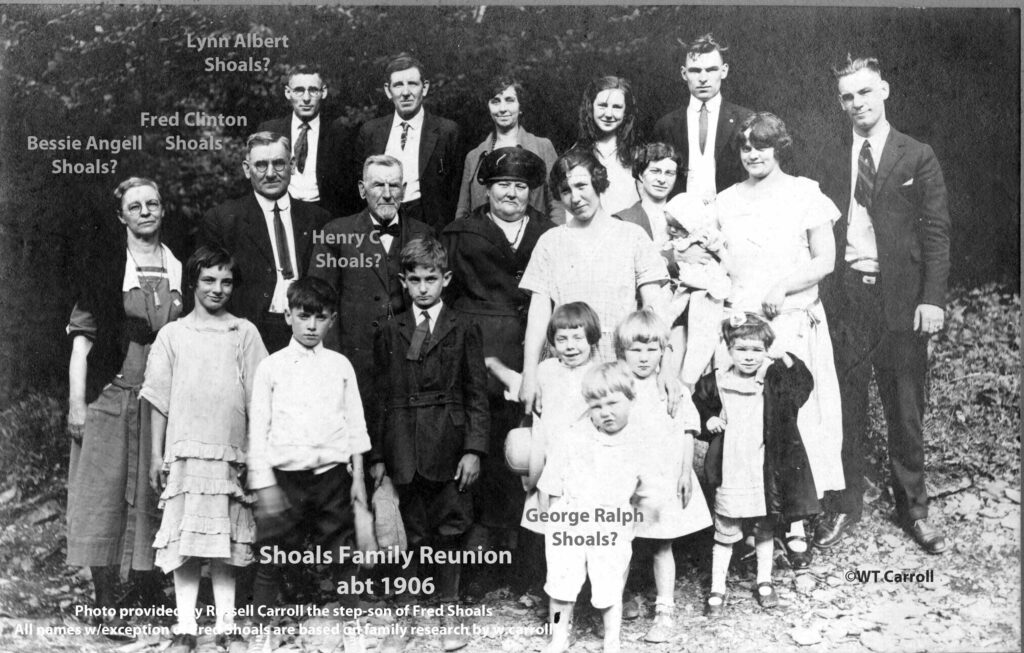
[
  {"left": 273, "top": 202, "right": 294, "bottom": 280},
  {"left": 400, "top": 122, "right": 411, "bottom": 150},
  {"left": 406, "top": 310, "right": 431, "bottom": 360},
  {"left": 699, "top": 102, "right": 709, "bottom": 154},
  {"left": 855, "top": 140, "right": 876, "bottom": 211},
  {"left": 295, "top": 121, "right": 310, "bottom": 173}
]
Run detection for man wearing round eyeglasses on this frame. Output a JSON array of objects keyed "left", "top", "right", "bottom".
[
  {"left": 200, "top": 131, "right": 330, "bottom": 352},
  {"left": 259, "top": 66, "right": 354, "bottom": 217}
]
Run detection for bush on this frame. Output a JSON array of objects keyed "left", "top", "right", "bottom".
[{"left": 0, "top": 394, "right": 67, "bottom": 500}]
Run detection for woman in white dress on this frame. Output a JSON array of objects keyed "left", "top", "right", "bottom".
[{"left": 715, "top": 112, "right": 845, "bottom": 568}]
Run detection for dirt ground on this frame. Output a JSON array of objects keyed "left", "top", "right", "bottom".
[{"left": 0, "top": 470, "right": 1018, "bottom": 653}]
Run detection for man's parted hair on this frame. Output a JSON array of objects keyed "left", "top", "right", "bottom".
[
  {"left": 362, "top": 154, "right": 404, "bottom": 180},
  {"left": 400, "top": 237, "right": 448, "bottom": 273},
  {"left": 285, "top": 65, "right": 324, "bottom": 86},
  {"left": 245, "top": 131, "right": 291, "bottom": 155},
  {"left": 385, "top": 52, "right": 426, "bottom": 83},
  {"left": 685, "top": 33, "right": 730, "bottom": 62},
  {"left": 831, "top": 55, "right": 882, "bottom": 80}
]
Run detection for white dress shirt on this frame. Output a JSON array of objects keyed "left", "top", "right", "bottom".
[
  {"left": 247, "top": 339, "right": 372, "bottom": 489},
  {"left": 385, "top": 109, "right": 424, "bottom": 202},
  {"left": 686, "top": 93, "right": 722, "bottom": 200},
  {"left": 845, "top": 121, "right": 890, "bottom": 273},
  {"left": 288, "top": 113, "right": 321, "bottom": 203},
  {"left": 254, "top": 193, "right": 298, "bottom": 313}
]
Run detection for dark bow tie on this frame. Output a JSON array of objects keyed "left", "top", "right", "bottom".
[{"left": 373, "top": 220, "right": 401, "bottom": 239}]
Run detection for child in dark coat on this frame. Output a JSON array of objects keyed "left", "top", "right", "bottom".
[
  {"left": 691, "top": 313, "right": 817, "bottom": 616},
  {"left": 370, "top": 237, "right": 489, "bottom": 651}
]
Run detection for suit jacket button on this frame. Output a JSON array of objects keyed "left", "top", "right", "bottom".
[
  {"left": 374, "top": 295, "right": 381, "bottom": 301},
  {"left": 263, "top": 292, "right": 269, "bottom": 298},
  {"left": 371, "top": 321, "right": 379, "bottom": 328},
  {"left": 410, "top": 394, "right": 418, "bottom": 402}
]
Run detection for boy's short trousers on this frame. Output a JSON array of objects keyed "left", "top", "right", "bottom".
[
  {"left": 714, "top": 513, "right": 773, "bottom": 545},
  {"left": 260, "top": 464, "right": 355, "bottom": 552},
  {"left": 397, "top": 474, "right": 473, "bottom": 547},
  {"left": 543, "top": 533, "right": 632, "bottom": 609}
]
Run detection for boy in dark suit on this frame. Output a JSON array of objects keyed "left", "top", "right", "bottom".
[{"left": 369, "top": 237, "right": 489, "bottom": 652}]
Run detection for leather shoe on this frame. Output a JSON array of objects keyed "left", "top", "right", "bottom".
[
  {"left": 621, "top": 594, "right": 640, "bottom": 620},
  {"left": 907, "top": 518, "right": 947, "bottom": 554},
  {"left": 784, "top": 535, "right": 813, "bottom": 570},
  {"left": 813, "top": 512, "right": 859, "bottom": 548}
]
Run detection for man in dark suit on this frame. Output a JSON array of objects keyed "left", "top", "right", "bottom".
[
  {"left": 201, "top": 131, "right": 330, "bottom": 353},
  {"left": 815, "top": 56, "right": 951, "bottom": 554},
  {"left": 258, "top": 66, "right": 354, "bottom": 217},
  {"left": 354, "top": 53, "right": 462, "bottom": 233},
  {"left": 308, "top": 154, "right": 432, "bottom": 409},
  {"left": 652, "top": 33, "right": 753, "bottom": 199}
]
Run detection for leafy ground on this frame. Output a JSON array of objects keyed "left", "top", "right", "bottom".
[{"left": 0, "top": 285, "right": 1018, "bottom": 652}]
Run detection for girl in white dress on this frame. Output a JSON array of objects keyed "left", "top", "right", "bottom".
[{"left": 574, "top": 75, "right": 641, "bottom": 216}]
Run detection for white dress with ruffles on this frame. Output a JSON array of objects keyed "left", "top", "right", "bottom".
[{"left": 141, "top": 313, "right": 267, "bottom": 572}]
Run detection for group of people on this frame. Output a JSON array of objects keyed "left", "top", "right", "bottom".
[{"left": 65, "top": 33, "right": 951, "bottom": 653}]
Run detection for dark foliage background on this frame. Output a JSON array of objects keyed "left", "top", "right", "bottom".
[{"left": 0, "top": 5, "right": 1019, "bottom": 404}]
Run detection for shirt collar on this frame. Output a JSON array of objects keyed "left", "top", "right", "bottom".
[
  {"left": 122, "top": 243, "right": 182, "bottom": 293},
  {"left": 416, "top": 300, "right": 443, "bottom": 326},
  {"left": 254, "top": 192, "right": 291, "bottom": 214},
  {"left": 393, "top": 108, "right": 425, "bottom": 131},
  {"left": 852, "top": 120, "right": 890, "bottom": 155},
  {"left": 291, "top": 113, "right": 320, "bottom": 130},
  {"left": 286, "top": 336, "right": 323, "bottom": 357},
  {"left": 688, "top": 92, "right": 723, "bottom": 114}
]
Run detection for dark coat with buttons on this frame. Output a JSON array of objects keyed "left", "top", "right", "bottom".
[
  {"left": 307, "top": 208, "right": 433, "bottom": 394},
  {"left": 441, "top": 204, "right": 553, "bottom": 396},
  {"left": 370, "top": 305, "right": 490, "bottom": 485},
  {"left": 200, "top": 193, "right": 329, "bottom": 341},
  {"left": 692, "top": 355, "right": 820, "bottom": 521}
]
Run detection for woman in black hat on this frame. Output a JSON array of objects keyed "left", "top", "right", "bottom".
[
  {"left": 454, "top": 75, "right": 560, "bottom": 222},
  {"left": 442, "top": 147, "right": 555, "bottom": 593}
]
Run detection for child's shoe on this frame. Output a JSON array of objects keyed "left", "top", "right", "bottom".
[
  {"left": 643, "top": 603, "right": 674, "bottom": 643},
  {"left": 167, "top": 632, "right": 197, "bottom": 653},
  {"left": 704, "top": 592, "right": 726, "bottom": 617},
  {"left": 755, "top": 582, "right": 779, "bottom": 608}
]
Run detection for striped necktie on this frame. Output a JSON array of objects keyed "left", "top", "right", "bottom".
[{"left": 854, "top": 140, "right": 876, "bottom": 211}]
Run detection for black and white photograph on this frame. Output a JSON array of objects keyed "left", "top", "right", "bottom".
[{"left": 0, "top": 3, "right": 1019, "bottom": 652}]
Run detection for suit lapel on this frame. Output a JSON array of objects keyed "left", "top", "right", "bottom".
[
  {"left": 423, "top": 305, "right": 454, "bottom": 356},
  {"left": 242, "top": 195, "right": 275, "bottom": 265},
  {"left": 419, "top": 113, "right": 439, "bottom": 179},
  {"left": 714, "top": 102, "right": 739, "bottom": 157},
  {"left": 872, "top": 130, "right": 905, "bottom": 203},
  {"left": 375, "top": 115, "right": 395, "bottom": 154},
  {"left": 397, "top": 312, "right": 416, "bottom": 344}
]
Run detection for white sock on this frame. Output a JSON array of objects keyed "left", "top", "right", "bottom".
[
  {"left": 655, "top": 595, "right": 674, "bottom": 608},
  {"left": 787, "top": 520, "right": 808, "bottom": 552},
  {"left": 711, "top": 543, "right": 732, "bottom": 595},
  {"left": 755, "top": 538, "right": 774, "bottom": 586}
]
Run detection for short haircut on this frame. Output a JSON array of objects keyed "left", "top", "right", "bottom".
[
  {"left": 631, "top": 142, "right": 681, "bottom": 180},
  {"left": 685, "top": 32, "right": 729, "bottom": 62},
  {"left": 285, "top": 65, "right": 323, "bottom": 85},
  {"left": 113, "top": 177, "right": 161, "bottom": 206},
  {"left": 582, "top": 361, "right": 636, "bottom": 402},
  {"left": 287, "top": 276, "right": 337, "bottom": 313},
  {"left": 614, "top": 309, "right": 670, "bottom": 358},
  {"left": 186, "top": 245, "right": 236, "bottom": 289},
  {"left": 385, "top": 52, "right": 426, "bottom": 83},
  {"left": 245, "top": 131, "right": 291, "bottom": 156},
  {"left": 362, "top": 154, "right": 404, "bottom": 180},
  {"left": 831, "top": 54, "right": 882, "bottom": 80},
  {"left": 547, "top": 301, "right": 601, "bottom": 347},
  {"left": 722, "top": 313, "right": 775, "bottom": 348},
  {"left": 576, "top": 75, "right": 638, "bottom": 167},
  {"left": 399, "top": 236, "right": 448, "bottom": 273},
  {"left": 737, "top": 112, "right": 793, "bottom": 165},
  {"left": 486, "top": 74, "right": 526, "bottom": 108},
  {"left": 549, "top": 147, "right": 610, "bottom": 195}
]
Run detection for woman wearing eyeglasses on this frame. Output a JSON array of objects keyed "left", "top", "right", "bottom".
[{"left": 66, "top": 177, "right": 183, "bottom": 636}]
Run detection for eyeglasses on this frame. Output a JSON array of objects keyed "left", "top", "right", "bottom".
[
  {"left": 250, "top": 159, "right": 290, "bottom": 174},
  {"left": 288, "top": 86, "right": 323, "bottom": 97},
  {"left": 125, "top": 200, "right": 162, "bottom": 216}
]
